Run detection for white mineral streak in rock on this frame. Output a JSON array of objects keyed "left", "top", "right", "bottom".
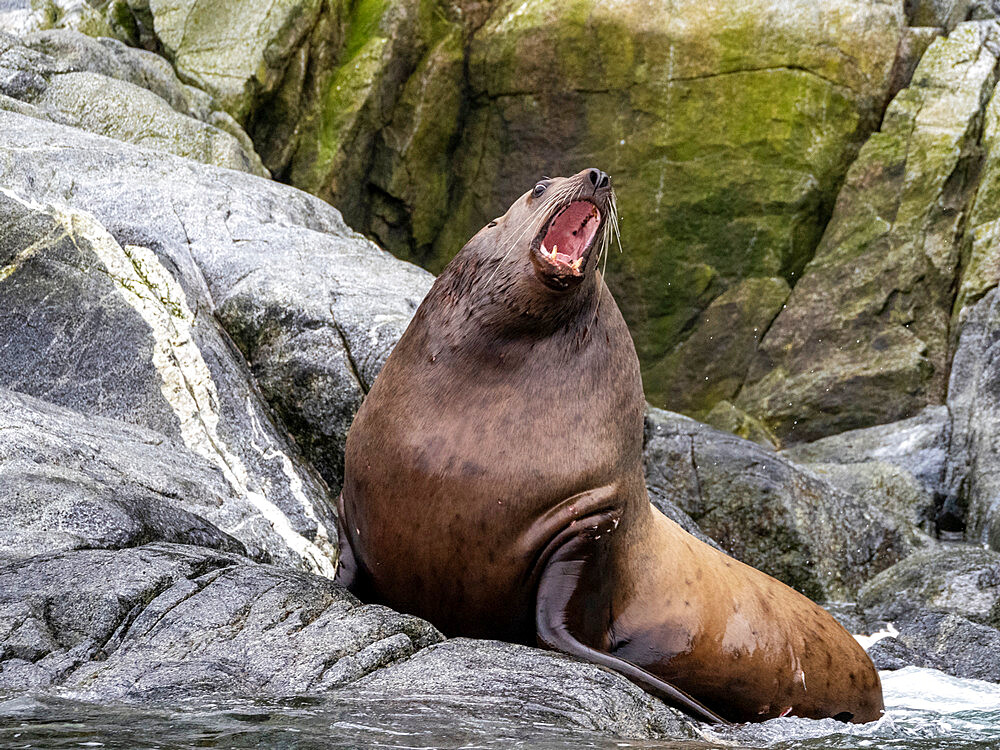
[
  {"left": 245, "top": 395, "right": 338, "bottom": 565},
  {"left": 0, "top": 187, "right": 336, "bottom": 576}
]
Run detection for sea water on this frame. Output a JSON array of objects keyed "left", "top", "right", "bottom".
[{"left": 0, "top": 667, "right": 997, "bottom": 750}]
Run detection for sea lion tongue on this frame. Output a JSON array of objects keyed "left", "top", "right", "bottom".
[{"left": 541, "top": 201, "right": 601, "bottom": 270}]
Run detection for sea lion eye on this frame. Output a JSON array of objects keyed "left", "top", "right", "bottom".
[{"left": 532, "top": 182, "right": 548, "bottom": 198}]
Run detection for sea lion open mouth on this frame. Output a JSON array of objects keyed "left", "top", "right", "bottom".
[{"left": 532, "top": 200, "right": 602, "bottom": 281}]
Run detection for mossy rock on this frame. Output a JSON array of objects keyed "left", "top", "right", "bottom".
[{"left": 737, "top": 22, "right": 1000, "bottom": 443}]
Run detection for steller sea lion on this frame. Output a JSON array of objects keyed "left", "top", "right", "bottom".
[{"left": 335, "top": 168, "right": 884, "bottom": 724}]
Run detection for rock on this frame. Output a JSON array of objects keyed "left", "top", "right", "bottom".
[
  {"left": 884, "top": 611, "right": 1000, "bottom": 682},
  {"left": 0, "top": 543, "right": 442, "bottom": 697},
  {"left": 0, "top": 110, "right": 432, "bottom": 501},
  {"left": 867, "top": 636, "right": 946, "bottom": 671},
  {"left": 737, "top": 23, "right": 1000, "bottom": 442},
  {"left": 948, "top": 288, "right": 1000, "bottom": 546},
  {"left": 0, "top": 176, "right": 338, "bottom": 575},
  {"left": 703, "top": 400, "right": 780, "bottom": 449},
  {"left": 780, "top": 407, "right": 950, "bottom": 535},
  {"left": 643, "top": 408, "right": 909, "bottom": 600},
  {"left": 0, "top": 106, "right": 434, "bottom": 541},
  {"left": 643, "top": 277, "right": 789, "bottom": 418},
  {"left": 346, "top": 639, "right": 694, "bottom": 740},
  {"left": 906, "top": 0, "right": 974, "bottom": 30},
  {"left": 858, "top": 546, "right": 1000, "bottom": 627},
  {"left": 971, "top": 0, "right": 1000, "bottom": 20},
  {"left": 803, "top": 462, "right": 938, "bottom": 542},
  {"left": 781, "top": 406, "right": 950, "bottom": 500},
  {"left": 0, "top": 29, "right": 265, "bottom": 174},
  {"left": 0, "top": 387, "right": 282, "bottom": 562},
  {"left": 0, "top": 544, "right": 696, "bottom": 740}
]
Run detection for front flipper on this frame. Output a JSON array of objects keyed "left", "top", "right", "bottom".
[{"left": 535, "top": 511, "right": 731, "bottom": 725}]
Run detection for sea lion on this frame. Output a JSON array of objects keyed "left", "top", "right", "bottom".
[{"left": 335, "top": 168, "right": 884, "bottom": 725}]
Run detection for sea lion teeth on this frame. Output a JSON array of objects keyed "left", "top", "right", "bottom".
[{"left": 336, "top": 166, "right": 884, "bottom": 727}]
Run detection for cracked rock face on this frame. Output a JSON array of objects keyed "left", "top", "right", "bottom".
[
  {"left": 736, "top": 22, "right": 1000, "bottom": 443},
  {"left": 0, "top": 109, "right": 432, "bottom": 501}
]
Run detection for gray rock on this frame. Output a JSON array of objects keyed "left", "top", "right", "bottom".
[
  {"left": 888, "top": 611, "right": 1000, "bottom": 682},
  {"left": 0, "top": 29, "right": 266, "bottom": 175},
  {"left": 781, "top": 405, "right": 950, "bottom": 502},
  {"left": 644, "top": 408, "right": 910, "bottom": 600},
  {"left": 0, "top": 109, "right": 432, "bottom": 499},
  {"left": 947, "top": 287, "right": 1000, "bottom": 546},
  {"left": 0, "top": 543, "right": 442, "bottom": 698},
  {"left": 906, "top": 0, "right": 974, "bottom": 29},
  {"left": 858, "top": 546, "right": 1000, "bottom": 627},
  {"left": 971, "top": 0, "right": 1000, "bottom": 19},
  {"left": 0, "top": 120, "right": 343, "bottom": 575},
  {"left": 780, "top": 407, "right": 949, "bottom": 536},
  {"left": 347, "top": 639, "right": 694, "bottom": 740},
  {"left": 867, "top": 636, "right": 946, "bottom": 672},
  {"left": 0, "top": 387, "right": 285, "bottom": 561}
]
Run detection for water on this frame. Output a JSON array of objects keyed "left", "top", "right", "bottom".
[{"left": 0, "top": 668, "right": 996, "bottom": 750}]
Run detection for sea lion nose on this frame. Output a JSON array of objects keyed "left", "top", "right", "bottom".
[{"left": 587, "top": 168, "right": 610, "bottom": 190}]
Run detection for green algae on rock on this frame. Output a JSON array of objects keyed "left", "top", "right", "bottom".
[
  {"left": 438, "top": 0, "right": 905, "bottom": 394},
  {"left": 737, "top": 22, "right": 1000, "bottom": 444}
]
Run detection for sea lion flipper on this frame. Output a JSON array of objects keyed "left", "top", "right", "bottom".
[
  {"left": 535, "top": 512, "right": 731, "bottom": 726},
  {"left": 334, "top": 492, "right": 373, "bottom": 598}
]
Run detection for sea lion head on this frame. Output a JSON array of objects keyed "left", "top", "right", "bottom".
[
  {"left": 459, "top": 168, "right": 617, "bottom": 314},
  {"left": 490, "top": 167, "right": 615, "bottom": 291}
]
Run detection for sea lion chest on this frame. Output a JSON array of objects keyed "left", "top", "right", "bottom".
[{"left": 341, "top": 306, "right": 643, "bottom": 639}]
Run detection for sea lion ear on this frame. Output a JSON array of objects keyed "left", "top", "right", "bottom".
[{"left": 488, "top": 220, "right": 498, "bottom": 228}]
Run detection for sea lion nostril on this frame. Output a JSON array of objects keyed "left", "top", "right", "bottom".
[{"left": 587, "top": 168, "right": 610, "bottom": 190}]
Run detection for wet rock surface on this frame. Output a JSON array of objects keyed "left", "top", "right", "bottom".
[
  {"left": 0, "top": 543, "right": 442, "bottom": 697},
  {"left": 347, "top": 639, "right": 694, "bottom": 739}
]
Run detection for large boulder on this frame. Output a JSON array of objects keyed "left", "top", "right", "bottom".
[
  {"left": 781, "top": 406, "right": 950, "bottom": 534},
  {"left": 858, "top": 546, "right": 1000, "bottom": 627},
  {"left": 737, "top": 22, "right": 1000, "bottom": 442},
  {"left": 642, "top": 408, "right": 911, "bottom": 600},
  {"left": 0, "top": 110, "right": 432, "bottom": 546},
  {"left": 0, "top": 29, "right": 266, "bottom": 174}
]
